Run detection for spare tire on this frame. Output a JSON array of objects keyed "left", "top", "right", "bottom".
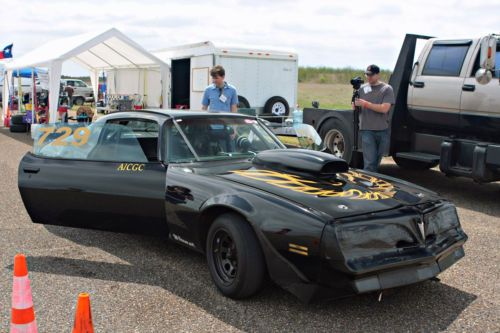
[
  {"left": 263, "top": 96, "right": 289, "bottom": 121},
  {"left": 9, "top": 123, "right": 28, "bottom": 133},
  {"left": 11, "top": 114, "right": 24, "bottom": 125}
]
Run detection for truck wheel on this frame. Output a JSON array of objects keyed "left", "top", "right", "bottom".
[
  {"left": 237, "top": 96, "right": 250, "bottom": 108},
  {"left": 263, "top": 96, "right": 289, "bottom": 121},
  {"left": 206, "top": 213, "right": 266, "bottom": 299},
  {"left": 319, "top": 119, "right": 353, "bottom": 163},
  {"left": 393, "top": 157, "right": 439, "bottom": 170},
  {"left": 73, "top": 97, "right": 85, "bottom": 106}
]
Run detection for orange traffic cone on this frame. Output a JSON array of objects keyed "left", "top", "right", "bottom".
[
  {"left": 72, "top": 293, "right": 94, "bottom": 333},
  {"left": 11, "top": 254, "right": 38, "bottom": 333}
]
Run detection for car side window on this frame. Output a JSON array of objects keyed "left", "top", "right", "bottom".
[
  {"left": 75, "top": 81, "right": 86, "bottom": 87},
  {"left": 165, "top": 121, "right": 195, "bottom": 163},
  {"left": 422, "top": 44, "right": 470, "bottom": 76},
  {"left": 33, "top": 121, "right": 154, "bottom": 163},
  {"left": 105, "top": 119, "right": 160, "bottom": 162}
]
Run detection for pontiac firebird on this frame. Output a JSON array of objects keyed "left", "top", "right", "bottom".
[{"left": 18, "top": 110, "right": 467, "bottom": 302}]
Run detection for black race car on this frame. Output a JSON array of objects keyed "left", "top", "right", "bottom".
[{"left": 18, "top": 110, "right": 467, "bottom": 302}]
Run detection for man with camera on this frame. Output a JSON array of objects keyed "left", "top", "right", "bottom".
[{"left": 353, "top": 64, "right": 395, "bottom": 172}]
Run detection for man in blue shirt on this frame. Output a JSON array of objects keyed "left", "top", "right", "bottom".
[{"left": 202, "top": 65, "right": 238, "bottom": 112}]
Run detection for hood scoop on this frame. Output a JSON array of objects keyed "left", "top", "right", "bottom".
[{"left": 252, "top": 149, "right": 348, "bottom": 176}]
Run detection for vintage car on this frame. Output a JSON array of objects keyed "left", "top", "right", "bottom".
[{"left": 18, "top": 110, "right": 468, "bottom": 302}]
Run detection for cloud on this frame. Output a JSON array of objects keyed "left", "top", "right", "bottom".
[{"left": 1, "top": 0, "right": 498, "bottom": 76}]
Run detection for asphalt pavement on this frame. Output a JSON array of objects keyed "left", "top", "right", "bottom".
[{"left": 0, "top": 127, "right": 498, "bottom": 332}]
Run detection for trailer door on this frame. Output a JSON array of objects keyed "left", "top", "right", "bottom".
[
  {"left": 172, "top": 58, "right": 191, "bottom": 109},
  {"left": 190, "top": 55, "right": 214, "bottom": 110}
]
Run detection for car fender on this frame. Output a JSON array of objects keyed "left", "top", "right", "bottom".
[{"left": 199, "top": 191, "right": 328, "bottom": 296}]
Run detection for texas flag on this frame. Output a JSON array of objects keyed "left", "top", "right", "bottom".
[{"left": 0, "top": 44, "right": 13, "bottom": 59}]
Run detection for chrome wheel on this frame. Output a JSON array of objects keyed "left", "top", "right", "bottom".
[
  {"left": 271, "top": 102, "right": 286, "bottom": 116},
  {"left": 325, "top": 129, "right": 345, "bottom": 158}
]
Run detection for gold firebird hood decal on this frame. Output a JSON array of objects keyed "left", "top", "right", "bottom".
[{"left": 231, "top": 170, "right": 396, "bottom": 200}]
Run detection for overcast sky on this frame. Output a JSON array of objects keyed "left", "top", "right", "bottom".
[{"left": 1, "top": 0, "right": 497, "bottom": 75}]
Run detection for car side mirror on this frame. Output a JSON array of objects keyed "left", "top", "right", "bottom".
[
  {"left": 475, "top": 68, "right": 493, "bottom": 85},
  {"left": 312, "top": 101, "right": 320, "bottom": 109}
]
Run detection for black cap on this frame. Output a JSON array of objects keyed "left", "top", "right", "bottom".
[{"left": 365, "top": 64, "right": 380, "bottom": 75}]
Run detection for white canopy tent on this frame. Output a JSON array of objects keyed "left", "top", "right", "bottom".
[{"left": 4, "top": 28, "right": 170, "bottom": 123}]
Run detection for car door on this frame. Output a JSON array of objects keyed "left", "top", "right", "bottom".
[
  {"left": 409, "top": 40, "right": 472, "bottom": 131},
  {"left": 18, "top": 119, "right": 168, "bottom": 234},
  {"left": 460, "top": 40, "right": 500, "bottom": 137}
]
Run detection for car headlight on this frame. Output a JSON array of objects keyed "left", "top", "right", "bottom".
[
  {"left": 336, "top": 222, "right": 416, "bottom": 252},
  {"left": 425, "top": 203, "right": 459, "bottom": 235}
]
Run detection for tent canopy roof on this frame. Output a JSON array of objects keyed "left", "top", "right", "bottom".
[{"left": 6, "top": 28, "right": 168, "bottom": 71}]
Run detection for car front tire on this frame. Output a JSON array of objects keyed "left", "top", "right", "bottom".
[{"left": 206, "top": 213, "right": 266, "bottom": 299}]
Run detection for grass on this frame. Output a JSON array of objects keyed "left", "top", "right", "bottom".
[
  {"left": 298, "top": 67, "right": 391, "bottom": 84},
  {"left": 297, "top": 67, "right": 392, "bottom": 110},
  {"left": 298, "top": 83, "right": 353, "bottom": 110}
]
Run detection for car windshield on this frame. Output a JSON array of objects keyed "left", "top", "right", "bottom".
[{"left": 167, "top": 116, "right": 284, "bottom": 162}]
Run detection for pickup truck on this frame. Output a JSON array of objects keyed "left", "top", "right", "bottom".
[
  {"left": 61, "top": 79, "right": 94, "bottom": 105},
  {"left": 304, "top": 33, "right": 500, "bottom": 183}
]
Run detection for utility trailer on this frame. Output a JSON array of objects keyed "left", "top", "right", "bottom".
[{"left": 152, "top": 41, "right": 298, "bottom": 117}]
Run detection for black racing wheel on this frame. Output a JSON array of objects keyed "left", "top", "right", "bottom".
[{"left": 206, "top": 213, "right": 266, "bottom": 299}]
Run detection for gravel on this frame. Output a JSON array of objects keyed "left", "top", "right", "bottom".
[{"left": 0, "top": 127, "right": 498, "bottom": 332}]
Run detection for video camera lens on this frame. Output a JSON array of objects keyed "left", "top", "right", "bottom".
[{"left": 350, "top": 76, "right": 364, "bottom": 90}]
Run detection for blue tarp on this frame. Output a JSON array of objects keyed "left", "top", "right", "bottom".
[{"left": 11, "top": 67, "right": 47, "bottom": 78}]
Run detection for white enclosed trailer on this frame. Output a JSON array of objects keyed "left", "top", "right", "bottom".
[{"left": 152, "top": 41, "right": 298, "bottom": 116}]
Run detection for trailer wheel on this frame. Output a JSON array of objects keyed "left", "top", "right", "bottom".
[
  {"left": 237, "top": 96, "right": 250, "bottom": 108},
  {"left": 393, "top": 157, "right": 438, "bottom": 170},
  {"left": 319, "top": 119, "right": 353, "bottom": 163},
  {"left": 263, "top": 96, "right": 289, "bottom": 121}
]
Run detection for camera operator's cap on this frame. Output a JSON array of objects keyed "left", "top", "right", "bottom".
[{"left": 365, "top": 64, "right": 380, "bottom": 75}]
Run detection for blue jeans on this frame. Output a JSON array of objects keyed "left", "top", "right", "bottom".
[{"left": 360, "top": 129, "right": 389, "bottom": 172}]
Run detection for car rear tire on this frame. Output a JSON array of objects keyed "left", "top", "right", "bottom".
[
  {"left": 73, "top": 97, "right": 85, "bottom": 106},
  {"left": 319, "top": 118, "right": 353, "bottom": 163},
  {"left": 393, "top": 156, "right": 439, "bottom": 170},
  {"left": 263, "top": 96, "right": 289, "bottom": 122},
  {"left": 237, "top": 96, "right": 250, "bottom": 109},
  {"left": 206, "top": 213, "right": 266, "bottom": 299}
]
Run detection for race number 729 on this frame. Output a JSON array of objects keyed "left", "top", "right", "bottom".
[{"left": 37, "top": 126, "right": 91, "bottom": 147}]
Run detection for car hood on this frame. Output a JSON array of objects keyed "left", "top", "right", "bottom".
[{"left": 216, "top": 165, "right": 441, "bottom": 219}]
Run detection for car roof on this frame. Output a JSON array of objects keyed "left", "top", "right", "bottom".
[{"left": 97, "top": 109, "right": 255, "bottom": 123}]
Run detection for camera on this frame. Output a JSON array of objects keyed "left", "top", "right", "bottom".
[{"left": 350, "top": 76, "right": 364, "bottom": 90}]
